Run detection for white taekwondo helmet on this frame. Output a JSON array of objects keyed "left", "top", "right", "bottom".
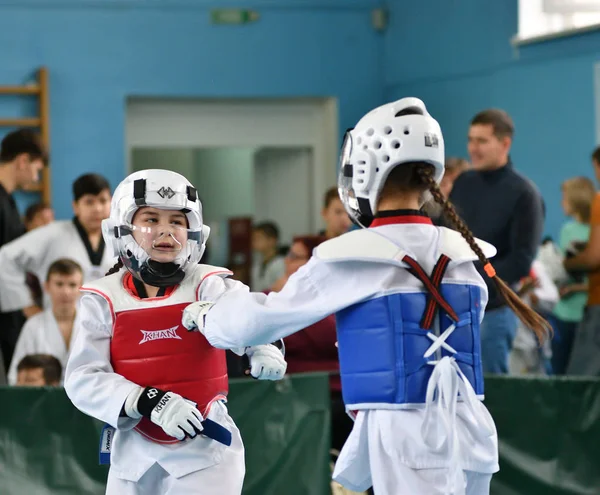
[
  {"left": 338, "top": 97, "right": 445, "bottom": 227},
  {"left": 102, "top": 169, "right": 210, "bottom": 287}
]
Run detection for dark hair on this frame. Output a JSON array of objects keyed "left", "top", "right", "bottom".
[
  {"left": 24, "top": 202, "right": 51, "bottom": 224},
  {"left": 323, "top": 187, "right": 340, "bottom": 209},
  {"left": 254, "top": 222, "right": 279, "bottom": 240},
  {"left": 106, "top": 258, "right": 124, "bottom": 276},
  {"left": 46, "top": 258, "right": 83, "bottom": 281},
  {"left": 72, "top": 173, "right": 110, "bottom": 201},
  {"left": 471, "top": 109, "right": 514, "bottom": 140},
  {"left": 292, "top": 235, "right": 327, "bottom": 255},
  {"left": 384, "top": 162, "right": 551, "bottom": 344},
  {"left": 17, "top": 354, "right": 62, "bottom": 385},
  {"left": 0, "top": 129, "right": 47, "bottom": 165},
  {"left": 592, "top": 146, "right": 600, "bottom": 165}
]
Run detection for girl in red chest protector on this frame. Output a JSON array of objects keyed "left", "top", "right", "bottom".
[{"left": 64, "top": 169, "right": 287, "bottom": 495}]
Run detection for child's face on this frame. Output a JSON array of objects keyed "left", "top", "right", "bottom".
[
  {"left": 322, "top": 198, "right": 351, "bottom": 238},
  {"left": 45, "top": 272, "right": 82, "bottom": 311},
  {"left": 284, "top": 241, "right": 310, "bottom": 276},
  {"left": 252, "top": 231, "right": 275, "bottom": 254},
  {"left": 132, "top": 207, "right": 189, "bottom": 263},
  {"left": 26, "top": 207, "right": 54, "bottom": 231},
  {"left": 561, "top": 189, "right": 573, "bottom": 217},
  {"left": 73, "top": 190, "right": 111, "bottom": 233},
  {"left": 17, "top": 368, "right": 48, "bottom": 387}
]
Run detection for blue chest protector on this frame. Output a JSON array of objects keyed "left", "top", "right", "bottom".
[
  {"left": 336, "top": 282, "right": 484, "bottom": 408},
  {"left": 315, "top": 226, "right": 494, "bottom": 410}
]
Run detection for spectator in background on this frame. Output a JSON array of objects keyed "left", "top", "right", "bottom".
[
  {"left": 269, "top": 235, "right": 352, "bottom": 460},
  {"left": 509, "top": 260, "right": 558, "bottom": 375},
  {"left": 24, "top": 202, "right": 54, "bottom": 231},
  {"left": 320, "top": 187, "right": 351, "bottom": 239},
  {"left": 548, "top": 177, "right": 595, "bottom": 375},
  {"left": 0, "top": 129, "right": 47, "bottom": 378},
  {"left": 8, "top": 258, "right": 83, "bottom": 385},
  {"left": 427, "top": 157, "right": 470, "bottom": 223},
  {"left": 439, "top": 157, "right": 470, "bottom": 198},
  {"left": 0, "top": 173, "right": 114, "bottom": 316},
  {"left": 564, "top": 147, "right": 600, "bottom": 376},
  {"left": 251, "top": 221, "right": 285, "bottom": 292},
  {"left": 23, "top": 202, "right": 55, "bottom": 308},
  {"left": 449, "top": 109, "right": 544, "bottom": 374},
  {"left": 15, "top": 353, "right": 62, "bottom": 387}
]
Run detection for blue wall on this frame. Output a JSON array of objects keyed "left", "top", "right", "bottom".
[
  {"left": 4, "top": 0, "right": 600, "bottom": 238},
  {"left": 0, "top": 0, "right": 384, "bottom": 219},
  {"left": 384, "top": 0, "right": 600, "bottom": 239}
]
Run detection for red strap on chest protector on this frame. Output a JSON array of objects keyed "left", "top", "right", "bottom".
[{"left": 402, "top": 254, "right": 459, "bottom": 329}]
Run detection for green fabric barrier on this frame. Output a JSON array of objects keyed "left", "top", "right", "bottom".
[
  {"left": 3, "top": 373, "right": 599, "bottom": 494},
  {"left": 485, "top": 376, "right": 600, "bottom": 495},
  {"left": 0, "top": 373, "right": 331, "bottom": 495}
]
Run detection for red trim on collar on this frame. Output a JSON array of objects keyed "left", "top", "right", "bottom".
[{"left": 370, "top": 215, "right": 433, "bottom": 227}]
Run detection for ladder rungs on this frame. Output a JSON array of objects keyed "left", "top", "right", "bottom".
[
  {"left": 0, "top": 85, "right": 40, "bottom": 95},
  {"left": 0, "top": 118, "right": 41, "bottom": 127}
]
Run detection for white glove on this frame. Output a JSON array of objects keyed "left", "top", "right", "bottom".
[
  {"left": 245, "top": 344, "right": 287, "bottom": 380},
  {"left": 125, "top": 386, "right": 204, "bottom": 441},
  {"left": 182, "top": 301, "right": 214, "bottom": 332}
]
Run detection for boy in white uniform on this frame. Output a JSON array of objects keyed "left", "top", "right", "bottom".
[
  {"left": 64, "top": 169, "right": 287, "bottom": 495},
  {"left": 8, "top": 258, "right": 83, "bottom": 384},
  {"left": 183, "top": 98, "right": 551, "bottom": 494}
]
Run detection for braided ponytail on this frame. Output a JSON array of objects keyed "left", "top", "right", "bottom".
[
  {"left": 415, "top": 166, "right": 551, "bottom": 343},
  {"left": 105, "top": 258, "right": 124, "bottom": 276}
]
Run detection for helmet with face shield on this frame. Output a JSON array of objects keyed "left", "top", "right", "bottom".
[
  {"left": 338, "top": 97, "right": 445, "bottom": 227},
  {"left": 102, "top": 169, "right": 209, "bottom": 287}
]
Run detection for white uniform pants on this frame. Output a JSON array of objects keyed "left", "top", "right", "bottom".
[{"left": 105, "top": 427, "right": 245, "bottom": 495}]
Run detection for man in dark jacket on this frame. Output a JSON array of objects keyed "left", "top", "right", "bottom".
[
  {"left": 0, "top": 129, "right": 47, "bottom": 377},
  {"left": 449, "top": 109, "right": 544, "bottom": 374}
]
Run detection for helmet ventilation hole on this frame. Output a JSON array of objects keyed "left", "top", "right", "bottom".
[
  {"left": 391, "top": 140, "right": 401, "bottom": 149},
  {"left": 367, "top": 128, "right": 375, "bottom": 136},
  {"left": 373, "top": 141, "right": 382, "bottom": 149},
  {"left": 384, "top": 126, "right": 393, "bottom": 135}
]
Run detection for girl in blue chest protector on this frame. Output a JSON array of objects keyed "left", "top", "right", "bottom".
[{"left": 183, "top": 97, "right": 551, "bottom": 495}]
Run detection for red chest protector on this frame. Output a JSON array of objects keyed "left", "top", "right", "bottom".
[{"left": 82, "top": 265, "right": 232, "bottom": 444}]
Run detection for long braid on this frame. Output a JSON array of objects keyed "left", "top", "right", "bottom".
[
  {"left": 105, "top": 258, "right": 124, "bottom": 276},
  {"left": 416, "top": 166, "right": 551, "bottom": 343}
]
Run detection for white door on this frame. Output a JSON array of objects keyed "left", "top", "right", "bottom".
[{"left": 253, "top": 147, "right": 313, "bottom": 246}]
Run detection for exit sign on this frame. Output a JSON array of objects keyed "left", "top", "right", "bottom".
[{"left": 210, "top": 9, "right": 260, "bottom": 25}]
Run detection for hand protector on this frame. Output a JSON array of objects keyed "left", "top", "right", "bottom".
[
  {"left": 182, "top": 301, "right": 214, "bottom": 332},
  {"left": 126, "top": 386, "right": 204, "bottom": 441},
  {"left": 245, "top": 344, "right": 287, "bottom": 380}
]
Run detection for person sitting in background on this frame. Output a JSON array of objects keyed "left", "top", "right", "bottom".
[
  {"left": 548, "top": 177, "right": 595, "bottom": 375},
  {"left": 509, "top": 260, "right": 558, "bottom": 375},
  {"left": 250, "top": 221, "right": 285, "bottom": 292},
  {"left": 8, "top": 258, "right": 83, "bottom": 385},
  {"left": 23, "top": 202, "right": 55, "bottom": 309},
  {"left": 15, "top": 353, "right": 62, "bottom": 387},
  {"left": 24, "top": 202, "right": 54, "bottom": 231},
  {"left": 269, "top": 235, "right": 353, "bottom": 461},
  {"left": 320, "top": 187, "right": 352, "bottom": 239}
]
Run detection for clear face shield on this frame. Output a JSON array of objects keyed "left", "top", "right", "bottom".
[
  {"left": 337, "top": 130, "right": 369, "bottom": 227},
  {"left": 115, "top": 221, "right": 204, "bottom": 287}
]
